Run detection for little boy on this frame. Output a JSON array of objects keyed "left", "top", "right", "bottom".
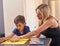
[{"left": 5, "top": 15, "right": 30, "bottom": 41}]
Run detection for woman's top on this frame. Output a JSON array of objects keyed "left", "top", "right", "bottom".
[{"left": 41, "top": 26, "right": 60, "bottom": 38}]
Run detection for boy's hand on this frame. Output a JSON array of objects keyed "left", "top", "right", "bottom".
[
  {"left": 0, "top": 37, "right": 5, "bottom": 43},
  {"left": 10, "top": 35, "right": 20, "bottom": 42},
  {"left": 5, "top": 37, "right": 11, "bottom": 41}
]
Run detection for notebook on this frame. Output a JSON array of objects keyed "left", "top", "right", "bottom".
[
  {"left": 1, "top": 38, "right": 29, "bottom": 44},
  {"left": 30, "top": 38, "right": 45, "bottom": 45}
]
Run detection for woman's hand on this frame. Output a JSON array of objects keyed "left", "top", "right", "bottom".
[{"left": 10, "top": 35, "right": 20, "bottom": 42}]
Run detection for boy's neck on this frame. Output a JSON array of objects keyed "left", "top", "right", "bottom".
[
  {"left": 20, "top": 31, "right": 24, "bottom": 34},
  {"left": 19, "top": 29, "right": 24, "bottom": 34}
]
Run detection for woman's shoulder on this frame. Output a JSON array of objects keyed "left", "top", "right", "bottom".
[
  {"left": 47, "top": 16, "right": 58, "bottom": 22},
  {"left": 45, "top": 17, "right": 54, "bottom": 23},
  {"left": 47, "top": 16, "right": 58, "bottom": 21},
  {"left": 43, "top": 16, "right": 58, "bottom": 26},
  {"left": 46, "top": 16, "right": 58, "bottom": 28}
]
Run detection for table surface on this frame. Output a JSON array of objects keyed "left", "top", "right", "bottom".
[{"left": 0, "top": 38, "right": 51, "bottom": 46}]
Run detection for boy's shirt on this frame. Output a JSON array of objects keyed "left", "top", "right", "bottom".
[{"left": 13, "top": 26, "right": 30, "bottom": 36}]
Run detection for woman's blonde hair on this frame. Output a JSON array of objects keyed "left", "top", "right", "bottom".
[{"left": 36, "top": 4, "right": 52, "bottom": 21}]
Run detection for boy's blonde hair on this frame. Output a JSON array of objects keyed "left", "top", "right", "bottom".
[{"left": 36, "top": 4, "right": 52, "bottom": 21}]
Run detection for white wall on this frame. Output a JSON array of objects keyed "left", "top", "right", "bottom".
[
  {"left": 50, "top": 1, "right": 55, "bottom": 17},
  {"left": 24, "top": 0, "right": 37, "bottom": 31},
  {"left": 3, "top": 0, "right": 24, "bottom": 36},
  {"left": 58, "top": 0, "right": 60, "bottom": 26},
  {"left": 24, "top": 0, "right": 42, "bottom": 31}
]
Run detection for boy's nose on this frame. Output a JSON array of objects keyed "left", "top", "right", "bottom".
[{"left": 17, "top": 27, "right": 20, "bottom": 29}]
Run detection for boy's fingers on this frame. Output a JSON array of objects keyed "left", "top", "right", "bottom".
[
  {"left": 10, "top": 38, "right": 17, "bottom": 42},
  {"left": 0, "top": 37, "right": 5, "bottom": 43}
]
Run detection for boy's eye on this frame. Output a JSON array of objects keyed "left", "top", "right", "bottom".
[
  {"left": 16, "top": 25, "right": 21, "bottom": 27},
  {"left": 19, "top": 25, "right": 21, "bottom": 27},
  {"left": 17, "top": 24, "right": 21, "bottom": 26}
]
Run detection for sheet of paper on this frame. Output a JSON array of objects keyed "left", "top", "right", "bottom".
[
  {"left": 30, "top": 38, "right": 45, "bottom": 44},
  {"left": 1, "top": 38, "right": 29, "bottom": 44}
]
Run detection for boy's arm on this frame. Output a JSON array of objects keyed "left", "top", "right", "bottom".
[
  {"left": 5, "top": 28, "right": 17, "bottom": 41},
  {"left": 5, "top": 33, "right": 15, "bottom": 41}
]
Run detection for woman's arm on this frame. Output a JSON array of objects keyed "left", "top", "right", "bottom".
[
  {"left": 9, "top": 18, "right": 56, "bottom": 42},
  {"left": 21, "top": 18, "right": 54, "bottom": 38}
]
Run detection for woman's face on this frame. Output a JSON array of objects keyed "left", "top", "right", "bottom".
[{"left": 36, "top": 9, "right": 43, "bottom": 20}]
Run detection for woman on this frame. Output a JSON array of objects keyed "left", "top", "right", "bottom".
[{"left": 10, "top": 4, "right": 60, "bottom": 46}]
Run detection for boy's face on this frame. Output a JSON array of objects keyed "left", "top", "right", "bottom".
[{"left": 15, "top": 23, "right": 25, "bottom": 32}]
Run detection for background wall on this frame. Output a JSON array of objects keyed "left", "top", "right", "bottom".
[
  {"left": 24, "top": 0, "right": 42, "bottom": 31},
  {"left": 3, "top": 0, "right": 24, "bottom": 36}
]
